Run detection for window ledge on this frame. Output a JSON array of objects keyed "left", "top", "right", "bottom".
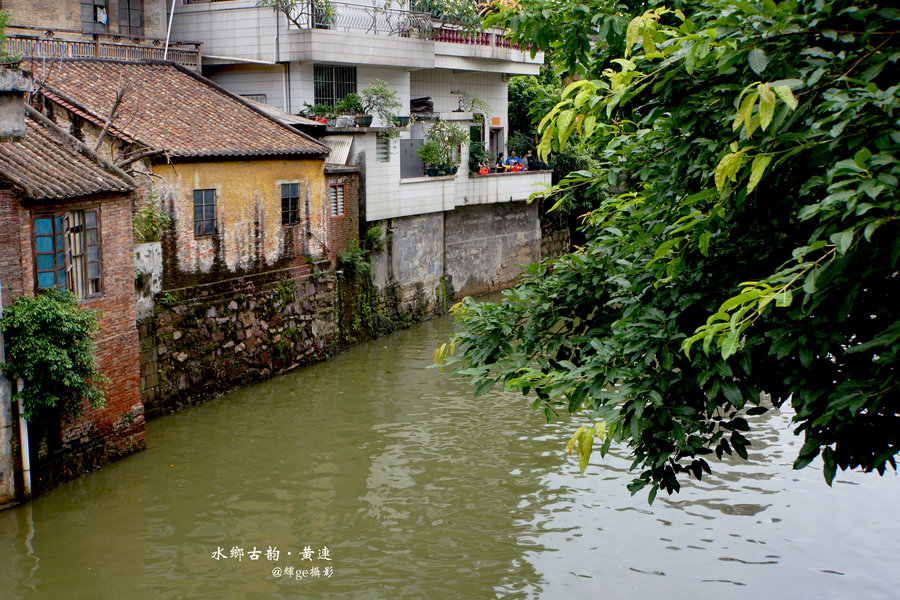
[{"left": 400, "top": 175, "right": 457, "bottom": 184}]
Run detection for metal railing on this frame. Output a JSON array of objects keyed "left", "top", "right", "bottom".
[
  {"left": 288, "top": 1, "right": 432, "bottom": 37},
  {"left": 5, "top": 36, "right": 201, "bottom": 69},
  {"left": 179, "top": 1, "right": 523, "bottom": 49}
]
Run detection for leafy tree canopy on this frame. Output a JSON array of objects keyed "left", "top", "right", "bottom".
[{"left": 441, "top": 0, "right": 900, "bottom": 501}]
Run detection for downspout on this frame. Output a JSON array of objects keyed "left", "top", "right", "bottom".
[
  {"left": 164, "top": 0, "right": 179, "bottom": 61},
  {"left": 17, "top": 379, "right": 31, "bottom": 498}
]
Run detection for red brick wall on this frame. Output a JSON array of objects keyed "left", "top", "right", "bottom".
[
  {"left": 3, "top": 189, "right": 145, "bottom": 493},
  {"left": 0, "top": 187, "right": 25, "bottom": 306},
  {"left": 325, "top": 171, "right": 360, "bottom": 259}
]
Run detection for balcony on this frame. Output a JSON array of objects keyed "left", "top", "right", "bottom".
[{"left": 5, "top": 26, "right": 202, "bottom": 71}]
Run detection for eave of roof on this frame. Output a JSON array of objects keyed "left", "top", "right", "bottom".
[
  {"left": 33, "top": 58, "right": 331, "bottom": 160},
  {"left": 0, "top": 106, "right": 134, "bottom": 201}
]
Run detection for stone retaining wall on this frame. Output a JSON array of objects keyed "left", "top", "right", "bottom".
[{"left": 139, "top": 263, "right": 337, "bottom": 418}]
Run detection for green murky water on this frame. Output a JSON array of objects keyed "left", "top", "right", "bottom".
[{"left": 1, "top": 316, "right": 898, "bottom": 599}]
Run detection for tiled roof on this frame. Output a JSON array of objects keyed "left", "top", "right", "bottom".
[
  {"left": 34, "top": 59, "right": 329, "bottom": 159},
  {"left": 0, "top": 107, "right": 134, "bottom": 200}
]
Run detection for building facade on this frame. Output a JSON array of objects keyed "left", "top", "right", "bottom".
[
  {"left": 170, "top": 0, "right": 552, "bottom": 302},
  {"left": 2, "top": 0, "right": 201, "bottom": 70},
  {"left": 0, "top": 104, "right": 142, "bottom": 502}
]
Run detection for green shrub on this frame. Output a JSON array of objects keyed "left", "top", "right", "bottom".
[
  {"left": 1, "top": 290, "right": 108, "bottom": 421},
  {"left": 133, "top": 192, "right": 171, "bottom": 243}
]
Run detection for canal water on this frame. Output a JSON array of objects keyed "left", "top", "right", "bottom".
[{"left": 1, "top": 316, "right": 898, "bottom": 599}]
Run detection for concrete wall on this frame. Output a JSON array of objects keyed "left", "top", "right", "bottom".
[
  {"left": 445, "top": 201, "right": 541, "bottom": 297},
  {"left": 372, "top": 200, "right": 541, "bottom": 300},
  {"left": 134, "top": 241, "right": 162, "bottom": 320},
  {"left": 0, "top": 70, "right": 31, "bottom": 143}
]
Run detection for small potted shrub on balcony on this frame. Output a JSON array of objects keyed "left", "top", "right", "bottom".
[
  {"left": 417, "top": 120, "right": 469, "bottom": 176},
  {"left": 302, "top": 102, "right": 335, "bottom": 124},
  {"left": 417, "top": 141, "right": 443, "bottom": 176},
  {"left": 361, "top": 79, "right": 403, "bottom": 136},
  {"left": 334, "top": 92, "right": 364, "bottom": 127}
]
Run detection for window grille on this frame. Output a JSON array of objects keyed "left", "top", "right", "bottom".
[
  {"left": 314, "top": 65, "right": 357, "bottom": 107},
  {"left": 241, "top": 94, "right": 268, "bottom": 104}
]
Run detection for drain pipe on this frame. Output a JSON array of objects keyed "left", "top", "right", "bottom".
[
  {"left": 17, "top": 378, "right": 31, "bottom": 498},
  {"left": 164, "top": 0, "right": 178, "bottom": 61}
]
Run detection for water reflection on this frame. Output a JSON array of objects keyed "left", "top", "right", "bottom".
[{"left": 0, "top": 316, "right": 899, "bottom": 599}]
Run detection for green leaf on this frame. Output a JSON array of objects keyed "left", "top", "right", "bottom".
[
  {"left": 474, "top": 379, "right": 495, "bottom": 397},
  {"left": 774, "top": 288, "right": 793, "bottom": 307},
  {"left": 829, "top": 230, "right": 853, "bottom": 255},
  {"left": 748, "top": 48, "right": 768, "bottom": 75},
  {"left": 822, "top": 447, "right": 836, "bottom": 486},
  {"left": 720, "top": 329, "right": 740, "bottom": 359}
]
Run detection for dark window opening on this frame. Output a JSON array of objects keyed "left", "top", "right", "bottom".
[
  {"left": 81, "top": 0, "right": 109, "bottom": 34},
  {"left": 118, "top": 0, "right": 143, "bottom": 36},
  {"left": 282, "top": 183, "right": 301, "bottom": 225},
  {"left": 193, "top": 189, "right": 216, "bottom": 236}
]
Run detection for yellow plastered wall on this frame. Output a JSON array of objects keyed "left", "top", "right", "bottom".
[{"left": 153, "top": 157, "right": 327, "bottom": 275}]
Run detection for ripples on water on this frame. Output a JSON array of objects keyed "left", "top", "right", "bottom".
[{"left": 1, "top": 316, "right": 899, "bottom": 599}]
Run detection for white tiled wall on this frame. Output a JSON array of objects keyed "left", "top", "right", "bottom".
[{"left": 207, "top": 64, "right": 286, "bottom": 111}]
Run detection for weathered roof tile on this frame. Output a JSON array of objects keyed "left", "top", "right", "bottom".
[
  {"left": 33, "top": 59, "right": 329, "bottom": 159},
  {"left": 0, "top": 107, "right": 134, "bottom": 201}
]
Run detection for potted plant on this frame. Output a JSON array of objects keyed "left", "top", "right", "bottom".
[
  {"left": 468, "top": 140, "right": 491, "bottom": 175},
  {"left": 361, "top": 79, "right": 402, "bottom": 137},
  {"left": 416, "top": 121, "right": 469, "bottom": 176},
  {"left": 416, "top": 141, "right": 443, "bottom": 176},
  {"left": 302, "top": 102, "right": 334, "bottom": 124},
  {"left": 334, "top": 93, "right": 366, "bottom": 126}
]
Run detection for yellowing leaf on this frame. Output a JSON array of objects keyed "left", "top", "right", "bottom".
[
  {"left": 773, "top": 85, "right": 798, "bottom": 110},
  {"left": 625, "top": 17, "right": 643, "bottom": 58},
  {"left": 757, "top": 84, "right": 775, "bottom": 131},
  {"left": 715, "top": 152, "right": 735, "bottom": 190},
  {"left": 747, "top": 153, "right": 773, "bottom": 193},
  {"left": 739, "top": 92, "right": 758, "bottom": 136},
  {"left": 583, "top": 114, "right": 597, "bottom": 137}
]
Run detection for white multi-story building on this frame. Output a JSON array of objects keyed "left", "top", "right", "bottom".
[{"left": 171, "top": 0, "right": 551, "bottom": 299}]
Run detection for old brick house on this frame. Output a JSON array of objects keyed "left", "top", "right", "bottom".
[
  {"left": 0, "top": 105, "right": 143, "bottom": 501},
  {"left": 29, "top": 58, "right": 334, "bottom": 287},
  {"left": 27, "top": 58, "right": 355, "bottom": 416}
]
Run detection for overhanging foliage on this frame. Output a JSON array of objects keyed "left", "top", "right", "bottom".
[{"left": 441, "top": 0, "right": 900, "bottom": 501}]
